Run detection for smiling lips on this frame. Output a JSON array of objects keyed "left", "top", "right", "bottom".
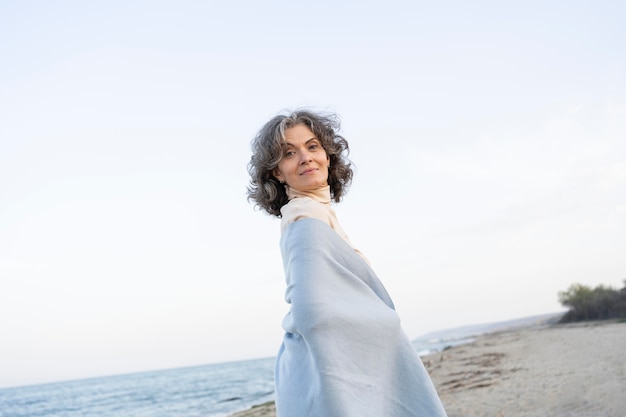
[{"left": 300, "top": 167, "right": 319, "bottom": 175}]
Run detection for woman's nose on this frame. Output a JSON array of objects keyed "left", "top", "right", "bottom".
[{"left": 299, "top": 149, "right": 313, "bottom": 163}]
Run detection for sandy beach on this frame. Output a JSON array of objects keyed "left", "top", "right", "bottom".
[{"left": 229, "top": 320, "right": 625, "bottom": 417}]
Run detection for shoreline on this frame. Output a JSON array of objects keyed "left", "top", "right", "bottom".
[{"left": 229, "top": 319, "right": 626, "bottom": 417}]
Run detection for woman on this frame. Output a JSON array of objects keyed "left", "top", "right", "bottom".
[{"left": 247, "top": 110, "right": 447, "bottom": 417}]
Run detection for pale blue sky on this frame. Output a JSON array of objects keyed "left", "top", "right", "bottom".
[{"left": 1, "top": 1, "right": 625, "bottom": 388}]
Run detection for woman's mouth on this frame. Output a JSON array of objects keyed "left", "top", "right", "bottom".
[{"left": 300, "top": 168, "right": 318, "bottom": 175}]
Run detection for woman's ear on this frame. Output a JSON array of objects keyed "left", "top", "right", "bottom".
[{"left": 273, "top": 168, "right": 284, "bottom": 184}]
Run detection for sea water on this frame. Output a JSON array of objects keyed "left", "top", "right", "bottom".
[{"left": 0, "top": 357, "right": 275, "bottom": 417}]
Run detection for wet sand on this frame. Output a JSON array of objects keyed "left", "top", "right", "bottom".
[{"left": 229, "top": 320, "right": 626, "bottom": 417}]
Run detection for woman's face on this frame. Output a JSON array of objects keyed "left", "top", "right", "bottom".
[{"left": 273, "top": 124, "right": 330, "bottom": 193}]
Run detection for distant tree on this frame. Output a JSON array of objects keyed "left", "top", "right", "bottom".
[{"left": 558, "top": 280, "right": 626, "bottom": 322}]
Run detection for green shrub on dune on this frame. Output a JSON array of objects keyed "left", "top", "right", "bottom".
[{"left": 558, "top": 281, "right": 626, "bottom": 323}]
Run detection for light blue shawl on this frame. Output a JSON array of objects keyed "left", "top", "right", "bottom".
[{"left": 275, "top": 218, "right": 447, "bottom": 417}]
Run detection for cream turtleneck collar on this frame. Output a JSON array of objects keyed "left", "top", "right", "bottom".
[
  {"left": 286, "top": 185, "right": 331, "bottom": 204},
  {"left": 281, "top": 184, "right": 369, "bottom": 264}
]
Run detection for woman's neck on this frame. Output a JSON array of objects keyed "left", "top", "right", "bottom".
[{"left": 286, "top": 185, "right": 331, "bottom": 204}]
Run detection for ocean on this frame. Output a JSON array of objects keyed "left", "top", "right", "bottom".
[
  {"left": 0, "top": 313, "right": 561, "bottom": 417},
  {"left": 0, "top": 358, "right": 275, "bottom": 417}
]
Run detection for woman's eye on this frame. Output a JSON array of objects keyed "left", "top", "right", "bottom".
[{"left": 284, "top": 150, "right": 295, "bottom": 157}]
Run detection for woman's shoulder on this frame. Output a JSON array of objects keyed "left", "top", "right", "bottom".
[{"left": 280, "top": 197, "right": 332, "bottom": 231}]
